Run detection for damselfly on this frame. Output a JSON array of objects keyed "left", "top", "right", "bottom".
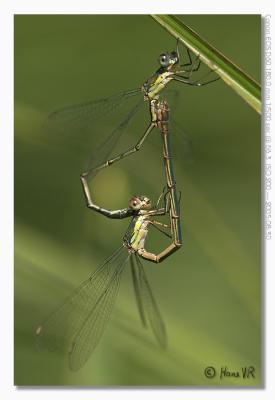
[
  {"left": 36, "top": 100, "right": 181, "bottom": 370},
  {"left": 47, "top": 41, "right": 219, "bottom": 178}
]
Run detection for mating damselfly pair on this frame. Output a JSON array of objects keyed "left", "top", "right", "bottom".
[{"left": 36, "top": 40, "right": 219, "bottom": 370}]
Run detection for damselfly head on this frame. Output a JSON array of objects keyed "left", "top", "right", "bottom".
[
  {"left": 158, "top": 51, "right": 179, "bottom": 68},
  {"left": 129, "top": 195, "right": 151, "bottom": 210}
]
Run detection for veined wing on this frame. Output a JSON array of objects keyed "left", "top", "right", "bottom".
[
  {"left": 45, "top": 87, "right": 144, "bottom": 176},
  {"left": 68, "top": 252, "right": 129, "bottom": 370},
  {"left": 132, "top": 253, "right": 167, "bottom": 348},
  {"left": 130, "top": 255, "right": 147, "bottom": 327},
  {"left": 36, "top": 246, "right": 129, "bottom": 370},
  {"left": 87, "top": 97, "right": 144, "bottom": 174},
  {"left": 157, "top": 111, "right": 194, "bottom": 164},
  {"left": 170, "top": 118, "right": 194, "bottom": 164},
  {"left": 45, "top": 88, "right": 141, "bottom": 132},
  {"left": 163, "top": 89, "right": 193, "bottom": 163},
  {"left": 87, "top": 99, "right": 193, "bottom": 173}
]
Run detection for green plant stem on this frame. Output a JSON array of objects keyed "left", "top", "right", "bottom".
[{"left": 151, "top": 15, "right": 261, "bottom": 114}]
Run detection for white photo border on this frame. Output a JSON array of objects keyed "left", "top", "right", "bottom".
[{"left": 1, "top": 1, "right": 274, "bottom": 399}]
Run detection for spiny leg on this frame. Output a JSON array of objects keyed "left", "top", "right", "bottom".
[
  {"left": 138, "top": 198, "right": 181, "bottom": 263},
  {"left": 175, "top": 49, "right": 220, "bottom": 86},
  {"left": 174, "top": 54, "right": 220, "bottom": 87},
  {"left": 176, "top": 39, "right": 197, "bottom": 70},
  {"left": 180, "top": 52, "right": 201, "bottom": 74},
  {"left": 180, "top": 47, "right": 192, "bottom": 68},
  {"left": 175, "top": 39, "right": 201, "bottom": 73},
  {"left": 138, "top": 204, "right": 181, "bottom": 263},
  {"left": 186, "top": 52, "right": 201, "bottom": 76},
  {"left": 173, "top": 73, "right": 220, "bottom": 87},
  {"left": 175, "top": 56, "right": 201, "bottom": 80}
]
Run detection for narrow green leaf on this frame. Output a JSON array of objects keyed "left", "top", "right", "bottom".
[{"left": 151, "top": 15, "right": 261, "bottom": 114}]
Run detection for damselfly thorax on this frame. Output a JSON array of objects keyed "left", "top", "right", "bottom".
[{"left": 124, "top": 213, "right": 151, "bottom": 253}]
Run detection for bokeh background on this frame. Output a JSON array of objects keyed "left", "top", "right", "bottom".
[{"left": 14, "top": 15, "right": 261, "bottom": 386}]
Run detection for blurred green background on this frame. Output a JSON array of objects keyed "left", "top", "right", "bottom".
[{"left": 14, "top": 15, "right": 261, "bottom": 386}]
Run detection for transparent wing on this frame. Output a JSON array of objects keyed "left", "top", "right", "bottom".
[
  {"left": 45, "top": 88, "right": 141, "bottom": 133},
  {"left": 170, "top": 118, "right": 194, "bottom": 164},
  {"left": 133, "top": 253, "right": 167, "bottom": 348},
  {"left": 44, "top": 87, "right": 144, "bottom": 176},
  {"left": 130, "top": 255, "right": 147, "bottom": 327},
  {"left": 86, "top": 97, "right": 144, "bottom": 174},
  {"left": 36, "top": 246, "right": 129, "bottom": 370},
  {"left": 164, "top": 89, "right": 194, "bottom": 164},
  {"left": 68, "top": 252, "right": 129, "bottom": 371}
]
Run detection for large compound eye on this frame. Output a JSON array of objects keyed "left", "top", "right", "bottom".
[
  {"left": 129, "top": 197, "right": 140, "bottom": 209},
  {"left": 159, "top": 53, "right": 170, "bottom": 67}
]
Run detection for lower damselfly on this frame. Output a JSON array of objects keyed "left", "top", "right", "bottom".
[{"left": 36, "top": 99, "right": 181, "bottom": 371}]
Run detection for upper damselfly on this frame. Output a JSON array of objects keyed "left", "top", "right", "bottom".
[{"left": 46, "top": 41, "right": 219, "bottom": 179}]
